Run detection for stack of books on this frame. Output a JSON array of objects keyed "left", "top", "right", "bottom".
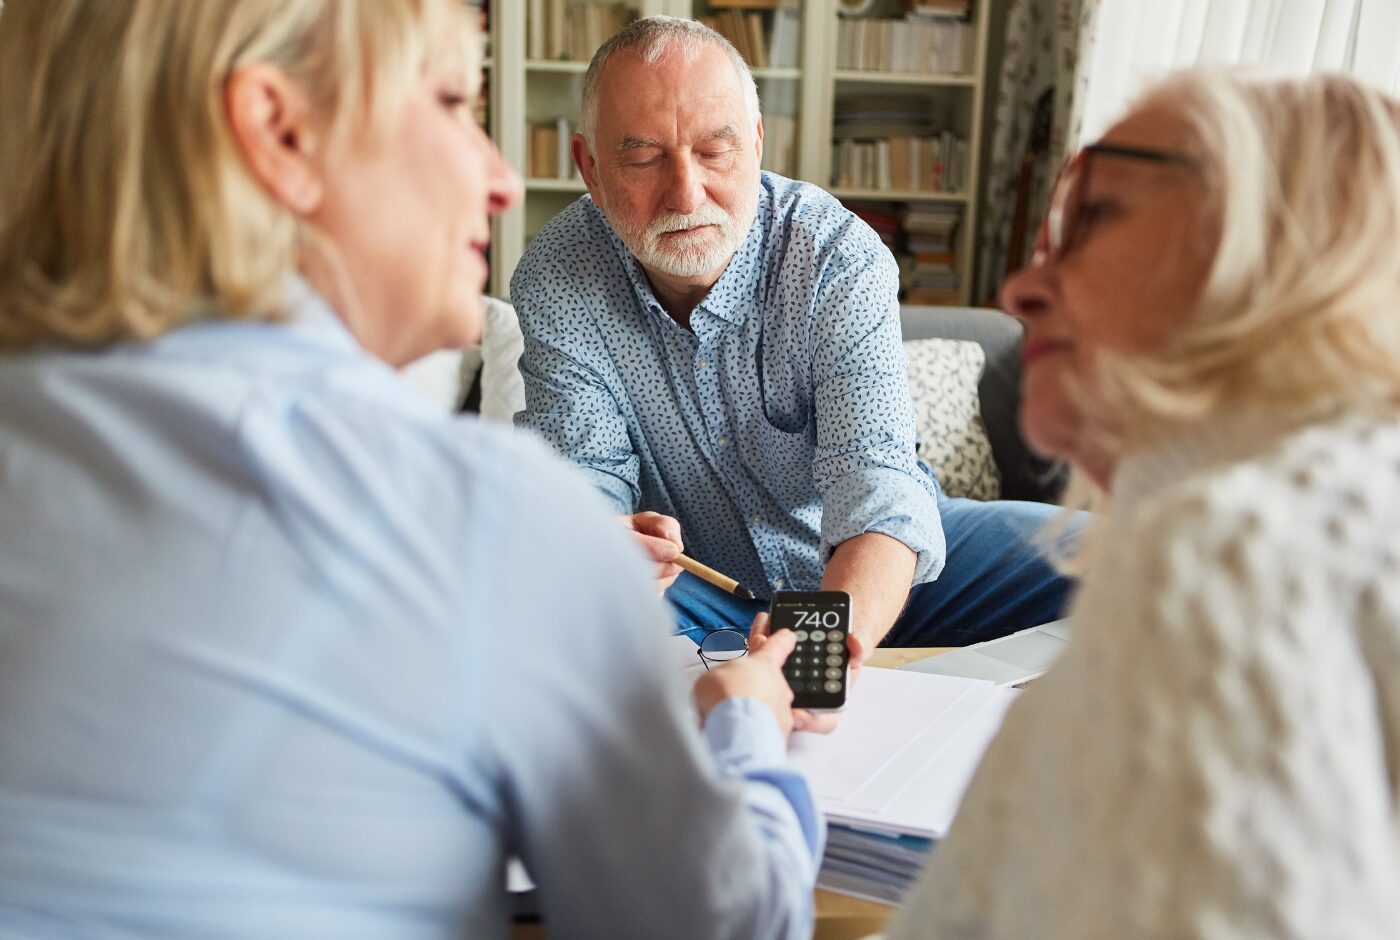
[
  {"left": 526, "top": 118, "right": 579, "bottom": 180},
  {"left": 830, "top": 132, "right": 967, "bottom": 192},
  {"left": 835, "top": 13, "right": 970, "bottom": 75},
  {"left": 527, "top": 0, "right": 636, "bottom": 62},
  {"left": 847, "top": 203, "right": 903, "bottom": 252},
  {"left": 831, "top": 98, "right": 967, "bottom": 192},
  {"left": 902, "top": 203, "right": 962, "bottom": 304},
  {"left": 759, "top": 79, "right": 800, "bottom": 179},
  {"left": 702, "top": 5, "right": 801, "bottom": 70}
]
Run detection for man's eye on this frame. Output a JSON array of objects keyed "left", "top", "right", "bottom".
[{"left": 438, "top": 92, "right": 468, "bottom": 110}]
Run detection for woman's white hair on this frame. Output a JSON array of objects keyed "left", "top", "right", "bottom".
[
  {"left": 1049, "top": 70, "right": 1400, "bottom": 569},
  {"left": 579, "top": 15, "right": 760, "bottom": 151},
  {"left": 1104, "top": 70, "right": 1400, "bottom": 439}
]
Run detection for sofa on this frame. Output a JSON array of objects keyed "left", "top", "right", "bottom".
[
  {"left": 401, "top": 301, "right": 1065, "bottom": 505},
  {"left": 900, "top": 305, "right": 1065, "bottom": 504}
]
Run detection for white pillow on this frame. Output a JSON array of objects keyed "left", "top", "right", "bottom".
[
  {"left": 904, "top": 337, "right": 1000, "bottom": 501},
  {"left": 478, "top": 296, "right": 527, "bottom": 423},
  {"left": 400, "top": 347, "right": 480, "bottom": 412},
  {"left": 398, "top": 296, "right": 524, "bottom": 419}
]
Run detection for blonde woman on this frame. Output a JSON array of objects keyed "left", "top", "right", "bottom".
[
  {"left": 0, "top": 2, "right": 821, "bottom": 937},
  {"left": 885, "top": 72, "right": 1400, "bottom": 938}
]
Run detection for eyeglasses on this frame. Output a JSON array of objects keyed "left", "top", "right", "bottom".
[
  {"left": 1036, "top": 142, "right": 1203, "bottom": 266},
  {"left": 697, "top": 628, "right": 748, "bottom": 670}
]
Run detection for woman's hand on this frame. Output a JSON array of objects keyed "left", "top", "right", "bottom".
[
  {"left": 693, "top": 629, "right": 799, "bottom": 738},
  {"left": 748, "top": 610, "right": 866, "bottom": 734}
]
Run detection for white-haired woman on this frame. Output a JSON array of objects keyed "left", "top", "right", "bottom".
[
  {"left": 0, "top": 2, "right": 820, "bottom": 937},
  {"left": 886, "top": 72, "right": 1400, "bottom": 938}
]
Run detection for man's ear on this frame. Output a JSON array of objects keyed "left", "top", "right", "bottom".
[
  {"left": 225, "top": 63, "right": 324, "bottom": 215},
  {"left": 754, "top": 114, "right": 764, "bottom": 166},
  {"left": 572, "top": 133, "right": 603, "bottom": 204}
]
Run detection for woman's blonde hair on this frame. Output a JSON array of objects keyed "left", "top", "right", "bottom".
[
  {"left": 0, "top": 0, "right": 474, "bottom": 350},
  {"left": 1049, "top": 71, "right": 1400, "bottom": 567}
]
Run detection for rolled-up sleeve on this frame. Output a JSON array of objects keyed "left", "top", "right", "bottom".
[
  {"left": 809, "top": 244, "right": 945, "bottom": 584},
  {"left": 511, "top": 263, "right": 640, "bottom": 514}
]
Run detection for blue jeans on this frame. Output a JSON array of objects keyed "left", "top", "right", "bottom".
[{"left": 667, "top": 496, "right": 1082, "bottom": 648}]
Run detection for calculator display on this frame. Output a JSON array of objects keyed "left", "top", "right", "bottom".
[{"left": 769, "top": 591, "right": 851, "bottom": 710}]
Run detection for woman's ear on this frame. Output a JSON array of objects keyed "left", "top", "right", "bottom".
[{"left": 225, "top": 63, "right": 323, "bottom": 215}]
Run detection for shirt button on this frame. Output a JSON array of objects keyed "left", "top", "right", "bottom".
[
  {"left": 773, "top": 578, "right": 786, "bottom": 590},
  {"left": 750, "top": 515, "right": 761, "bottom": 526},
  {"left": 717, "top": 434, "right": 730, "bottom": 448},
  {"left": 697, "top": 357, "right": 711, "bottom": 369}
]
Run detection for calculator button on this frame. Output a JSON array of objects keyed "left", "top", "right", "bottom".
[
  {"left": 794, "top": 630, "right": 808, "bottom": 642},
  {"left": 826, "top": 629, "right": 844, "bottom": 640},
  {"left": 808, "top": 681, "right": 824, "bottom": 693},
  {"left": 824, "top": 680, "right": 842, "bottom": 693},
  {"left": 809, "top": 630, "right": 826, "bottom": 642},
  {"left": 826, "top": 642, "right": 843, "bottom": 654},
  {"left": 826, "top": 654, "right": 843, "bottom": 666},
  {"left": 825, "top": 667, "right": 842, "bottom": 679}
]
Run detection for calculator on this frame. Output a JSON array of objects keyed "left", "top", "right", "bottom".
[{"left": 769, "top": 590, "right": 851, "bottom": 711}]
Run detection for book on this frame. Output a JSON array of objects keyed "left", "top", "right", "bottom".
[
  {"left": 760, "top": 113, "right": 797, "bottom": 178},
  {"left": 768, "top": 10, "right": 801, "bottom": 68}
]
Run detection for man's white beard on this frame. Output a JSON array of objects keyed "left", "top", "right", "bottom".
[{"left": 607, "top": 191, "right": 758, "bottom": 279}]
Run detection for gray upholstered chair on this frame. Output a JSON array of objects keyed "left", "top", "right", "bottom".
[{"left": 900, "top": 305, "right": 1066, "bottom": 504}]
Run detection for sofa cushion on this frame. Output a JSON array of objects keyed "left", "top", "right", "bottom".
[
  {"left": 475, "top": 296, "right": 527, "bottom": 422},
  {"left": 904, "top": 338, "right": 1000, "bottom": 500},
  {"left": 900, "top": 305, "right": 1066, "bottom": 503}
]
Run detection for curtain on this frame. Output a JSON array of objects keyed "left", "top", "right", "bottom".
[
  {"left": 1076, "top": 0, "right": 1400, "bottom": 141},
  {"left": 975, "top": 0, "right": 1101, "bottom": 303},
  {"left": 977, "top": 0, "right": 1400, "bottom": 302}
]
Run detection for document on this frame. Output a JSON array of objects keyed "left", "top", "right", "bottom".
[{"left": 667, "top": 635, "right": 1017, "bottom": 839}]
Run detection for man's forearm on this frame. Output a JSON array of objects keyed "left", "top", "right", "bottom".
[{"left": 820, "top": 532, "right": 917, "bottom": 650}]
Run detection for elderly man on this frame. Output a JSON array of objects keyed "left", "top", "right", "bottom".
[{"left": 512, "top": 16, "right": 1073, "bottom": 673}]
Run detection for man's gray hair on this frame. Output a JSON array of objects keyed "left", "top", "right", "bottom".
[{"left": 579, "top": 16, "right": 760, "bottom": 151}]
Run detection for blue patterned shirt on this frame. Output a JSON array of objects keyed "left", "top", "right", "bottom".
[{"left": 512, "top": 172, "right": 944, "bottom": 599}]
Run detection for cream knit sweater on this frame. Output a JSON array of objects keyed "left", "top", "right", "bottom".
[{"left": 885, "top": 411, "right": 1400, "bottom": 939}]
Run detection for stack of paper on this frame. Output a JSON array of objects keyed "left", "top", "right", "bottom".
[
  {"left": 784, "top": 668, "right": 1016, "bottom": 902},
  {"left": 787, "top": 667, "right": 1016, "bottom": 838},
  {"left": 668, "top": 636, "right": 1018, "bottom": 903},
  {"left": 819, "top": 827, "right": 934, "bottom": 905}
]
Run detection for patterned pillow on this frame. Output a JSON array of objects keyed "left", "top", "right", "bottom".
[{"left": 904, "top": 338, "right": 1000, "bottom": 501}]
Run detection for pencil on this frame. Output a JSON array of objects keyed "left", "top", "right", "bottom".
[{"left": 674, "top": 553, "right": 756, "bottom": 600}]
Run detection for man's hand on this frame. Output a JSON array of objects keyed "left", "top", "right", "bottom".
[
  {"left": 748, "top": 611, "right": 868, "bottom": 735},
  {"left": 618, "top": 512, "right": 683, "bottom": 594},
  {"left": 693, "top": 629, "right": 799, "bottom": 738}
]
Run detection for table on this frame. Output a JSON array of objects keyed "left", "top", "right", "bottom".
[{"left": 511, "top": 647, "right": 950, "bottom": 940}]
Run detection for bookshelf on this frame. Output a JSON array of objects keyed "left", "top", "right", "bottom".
[{"left": 485, "top": 0, "right": 989, "bottom": 305}]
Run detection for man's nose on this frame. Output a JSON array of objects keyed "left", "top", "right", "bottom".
[{"left": 664, "top": 155, "right": 705, "bottom": 216}]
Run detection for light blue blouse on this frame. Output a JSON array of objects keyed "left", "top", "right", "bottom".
[{"left": 0, "top": 281, "right": 821, "bottom": 939}]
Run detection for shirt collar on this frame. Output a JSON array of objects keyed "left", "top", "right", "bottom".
[{"left": 598, "top": 178, "right": 770, "bottom": 328}]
